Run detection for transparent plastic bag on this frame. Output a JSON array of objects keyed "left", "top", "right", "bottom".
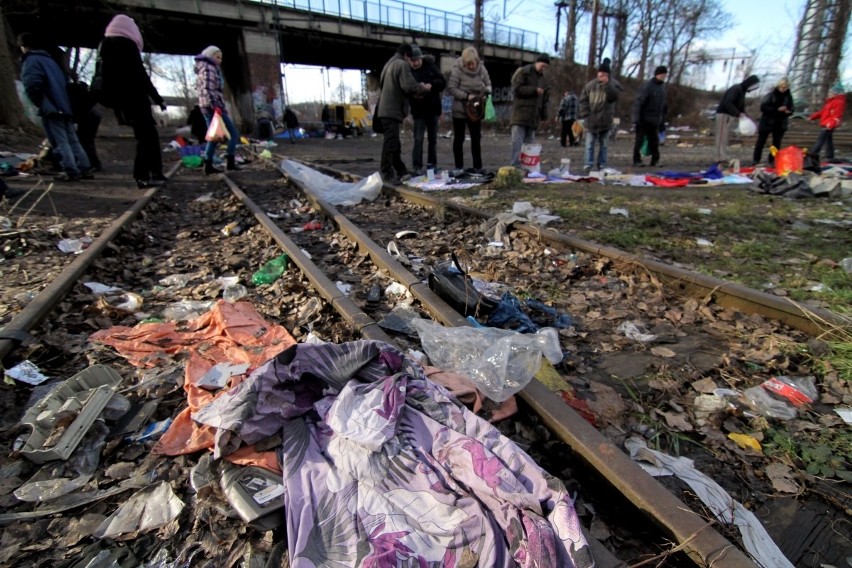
[
  {"left": 279, "top": 159, "right": 383, "bottom": 205},
  {"left": 741, "top": 386, "right": 797, "bottom": 420},
  {"left": 411, "top": 319, "right": 562, "bottom": 402}
]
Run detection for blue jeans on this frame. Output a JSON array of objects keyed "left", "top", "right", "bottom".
[
  {"left": 510, "top": 125, "right": 536, "bottom": 166},
  {"left": 204, "top": 111, "right": 240, "bottom": 160},
  {"left": 42, "top": 115, "right": 90, "bottom": 176},
  {"left": 585, "top": 129, "right": 609, "bottom": 168},
  {"left": 412, "top": 115, "right": 438, "bottom": 170}
]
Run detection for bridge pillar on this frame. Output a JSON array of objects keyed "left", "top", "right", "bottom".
[{"left": 234, "top": 29, "right": 283, "bottom": 133}]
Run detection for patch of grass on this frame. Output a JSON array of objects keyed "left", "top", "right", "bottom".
[{"left": 763, "top": 426, "right": 852, "bottom": 482}]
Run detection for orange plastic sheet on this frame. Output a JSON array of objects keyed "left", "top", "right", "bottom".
[{"left": 90, "top": 300, "right": 295, "bottom": 471}]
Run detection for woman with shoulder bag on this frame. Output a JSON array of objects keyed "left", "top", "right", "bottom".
[
  {"left": 195, "top": 45, "right": 241, "bottom": 174},
  {"left": 447, "top": 47, "right": 491, "bottom": 175}
]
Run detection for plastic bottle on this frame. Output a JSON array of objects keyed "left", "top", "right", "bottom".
[{"left": 251, "top": 254, "right": 289, "bottom": 286}]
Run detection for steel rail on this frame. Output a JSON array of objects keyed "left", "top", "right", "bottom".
[
  {"left": 270, "top": 166, "right": 759, "bottom": 567},
  {"left": 308, "top": 163, "right": 850, "bottom": 338},
  {"left": 0, "top": 163, "right": 180, "bottom": 363}
]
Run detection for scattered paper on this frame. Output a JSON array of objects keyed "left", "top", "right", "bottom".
[{"left": 5, "top": 360, "right": 50, "bottom": 385}]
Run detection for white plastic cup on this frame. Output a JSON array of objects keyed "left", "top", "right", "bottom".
[
  {"left": 426, "top": 168, "right": 435, "bottom": 180},
  {"left": 560, "top": 158, "right": 571, "bottom": 174},
  {"left": 441, "top": 170, "right": 450, "bottom": 182}
]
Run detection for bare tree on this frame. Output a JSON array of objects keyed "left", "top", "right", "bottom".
[
  {"left": 0, "top": 7, "right": 27, "bottom": 129},
  {"left": 660, "top": 0, "right": 731, "bottom": 84}
]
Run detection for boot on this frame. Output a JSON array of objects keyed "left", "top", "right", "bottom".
[
  {"left": 226, "top": 155, "right": 241, "bottom": 171},
  {"left": 204, "top": 159, "right": 223, "bottom": 175}
]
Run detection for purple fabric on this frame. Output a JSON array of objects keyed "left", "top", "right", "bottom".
[
  {"left": 193, "top": 340, "right": 595, "bottom": 568},
  {"left": 104, "top": 15, "right": 143, "bottom": 52}
]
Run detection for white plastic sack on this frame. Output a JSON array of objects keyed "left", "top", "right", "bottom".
[
  {"left": 279, "top": 159, "right": 383, "bottom": 205},
  {"left": 519, "top": 143, "right": 542, "bottom": 174},
  {"left": 737, "top": 115, "right": 757, "bottom": 136},
  {"left": 410, "top": 319, "right": 562, "bottom": 402}
]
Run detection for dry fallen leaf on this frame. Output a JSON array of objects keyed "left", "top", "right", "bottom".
[
  {"left": 691, "top": 377, "right": 718, "bottom": 393},
  {"left": 651, "top": 346, "right": 676, "bottom": 358},
  {"left": 728, "top": 432, "right": 762, "bottom": 453},
  {"left": 764, "top": 463, "right": 799, "bottom": 494},
  {"left": 657, "top": 410, "right": 694, "bottom": 432}
]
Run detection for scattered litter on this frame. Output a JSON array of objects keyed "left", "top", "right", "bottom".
[
  {"left": 196, "top": 193, "right": 214, "bottom": 202},
  {"left": 617, "top": 321, "right": 656, "bottom": 342},
  {"left": 626, "top": 437, "right": 794, "bottom": 568},
  {"left": 223, "top": 284, "right": 248, "bottom": 302},
  {"left": 126, "top": 417, "right": 173, "bottom": 442},
  {"left": 57, "top": 237, "right": 93, "bottom": 254},
  {"left": 385, "top": 281, "right": 408, "bottom": 296},
  {"left": 609, "top": 207, "right": 629, "bottom": 218},
  {"left": 335, "top": 281, "right": 352, "bottom": 295},
  {"left": 221, "top": 221, "right": 242, "bottom": 236},
  {"left": 696, "top": 238, "right": 713, "bottom": 247},
  {"left": 411, "top": 318, "right": 562, "bottom": 402},
  {"left": 18, "top": 365, "right": 122, "bottom": 463},
  {"left": 835, "top": 407, "right": 852, "bottom": 424},
  {"left": 83, "top": 282, "right": 123, "bottom": 294},
  {"left": 5, "top": 360, "right": 50, "bottom": 385},
  {"left": 728, "top": 432, "right": 762, "bottom": 452},
  {"left": 93, "top": 481, "right": 185, "bottom": 539},
  {"left": 196, "top": 362, "right": 250, "bottom": 390},
  {"left": 697, "top": 208, "right": 712, "bottom": 215},
  {"left": 395, "top": 230, "right": 418, "bottom": 239},
  {"left": 279, "top": 159, "right": 382, "bottom": 205}
]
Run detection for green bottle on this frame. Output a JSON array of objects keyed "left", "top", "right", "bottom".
[{"left": 251, "top": 254, "right": 289, "bottom": 285}]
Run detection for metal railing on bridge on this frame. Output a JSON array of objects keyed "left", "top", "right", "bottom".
[{"left": 252, "top": 0, "right": 539, "bottom": 51}]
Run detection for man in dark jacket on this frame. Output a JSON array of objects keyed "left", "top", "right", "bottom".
[
  {"left": 376, "top": 43, "right": 431, "bottom": 185},
  {"left": 752, "top": 78, "right": 793, "bottom": 165},
  {"left": 714, "top": 74, "right": 759, "bottom": 162},
  {"left": 410, "top": 52, "right": 446, "bottom": 175},
  {"left": 510, "top": 53, "right": 550, "bottom": 167},
  {"left": 19, "top": 33, "right": 92, "bottom": 182},
  {"left": 578, "top": 59, "right": 620, "bottom": 171},
  {"left": 557, "top": 89, "right": 579, "bottom": 147},
  {"left": 632, "top": 65, "right": 668, "bottom": 167}
]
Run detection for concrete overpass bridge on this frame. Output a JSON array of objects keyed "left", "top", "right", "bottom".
[{"left": 5, "top": 0, "right": 545, "bottom": 130}]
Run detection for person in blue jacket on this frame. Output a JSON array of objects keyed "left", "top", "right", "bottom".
[{"left": 19, "top": 33, "right": 92, "bottom": 182}]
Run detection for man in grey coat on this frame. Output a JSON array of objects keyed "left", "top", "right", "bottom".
[
  {"left": 578, "top": 59, "right": 620, "bottom": 171},
  {"left": 632, "top": 65, "right": 667, "bottom": 167},
  {"left": 376, "top": 43, "right": 431, "bottom": 185},
  {"left": 509, "top": 53, "right": 550, "bottom": 167}
]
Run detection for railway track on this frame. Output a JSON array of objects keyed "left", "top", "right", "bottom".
[{"left": 0, "top": 159, "right": 848, "bottom": 567}]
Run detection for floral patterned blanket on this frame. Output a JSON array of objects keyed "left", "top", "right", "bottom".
[{"left": 193, "top": 340, "right": 595, "bottom": 568}]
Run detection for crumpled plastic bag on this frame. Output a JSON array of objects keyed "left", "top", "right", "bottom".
[
  {"left": 279, "top": 159, "right": 382, "bottom": 205},
  {"left": 411, "top": 318, "right": 562, "bottom": 402},
  {"left": 94, "top": 482, "right": 184, "bottom": 539}
]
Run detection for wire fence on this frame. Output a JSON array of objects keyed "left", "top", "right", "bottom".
[{"left": 251, "top": 0, "right": 538, "bottom": 50}]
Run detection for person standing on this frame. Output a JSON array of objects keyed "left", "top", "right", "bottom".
[
  {"left": 67, "top": 80, "right": 103, "bottom": 172},
  {"left": 283, "top": 107, "right": 299, "bottom": 143},
  {"left": 375, "top": 43, "right": 430, "bottom": 185},
  {"left": 510, "top": 53, "right": 550, "bottom": 167},
  {"left": 410, "top": 49, "right": 446, "bottom": 175},
  {"left": 578, "top": 60, "right": 620, "bottom": 171},
  {"left": 99, "top": 14, "right": 168, "bottom": 188},
  {"left": 557, "top": 89, "right": 579, "bottom": 147},
  {"left": 447, "top": 47, "right": 491, "bottom": 174},
  {"left": 808, "top": 83, "right": 846, "bottom": 162},
  {"left": 19, "top": 33, "right": 92, "bottom": 182},
  {"left": 752, "top": 78, "right": 794, "bottom": 166},
  {"left": 195, "top": 46, "right": 241, "bottom": 174},
  {"left": 631, "top": 65, "right": 668, "bottom": 167},
  {"left": 713, "top": 74, "right": 760, "bottom": 163}
]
